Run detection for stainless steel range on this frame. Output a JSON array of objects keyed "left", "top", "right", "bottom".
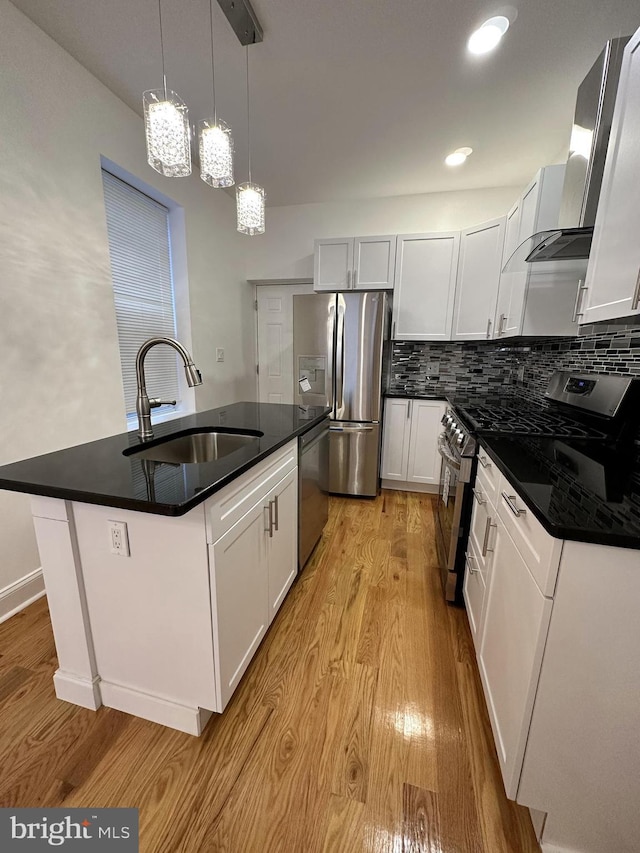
[
  {"left": 437, "top": 371, "right": 637, "bottom": 604},
  {"left": 435, "top": 410, "right": 477, "bottom": 602}
]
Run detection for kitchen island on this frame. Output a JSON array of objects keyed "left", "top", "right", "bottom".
[{"left": 0, "top": 402, "right": 330, "bottom": 734}]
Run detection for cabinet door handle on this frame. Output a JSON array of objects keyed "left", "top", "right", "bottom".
[
  {"left": 497, "top": 313, "right": 507, "bottom": 334},
  {"left": 273, "top": 494, "right": 279, "bottom": 532},
  {"left": 482, "top": 517, "right": 496, "bottom": 556},
  {"left": 478, "top": 454, "right": 490, "bottom": 469},
  {"left": 472, "top": 487, "right": 486, "bottom": 505},
  {"left": 406, "top": 400, "right": 411, "bottom": 419},
  {"left": 502, "top": 492, "right": 526, "bottom": 517},
  {"left": 392, "top": 321, "right": 396, "bottom": 339},
  {"left": 265, "top": 501, "right": 273, "bottom": 537},
  {"left": 572, "top": 279, "right": 589, "bottom": 321},
  {"left": 353, "top": 267, "right": 358, "bottom": 288},
  {"left": 346, "top": 269, "right": 351, "bottom": 290},
  {"left": 466, "top": 553, "right": 477, "bottom": 575},
  {"left": 632, "top": 267, "right": 640, "bottom": 311},
  {"left": 486, "top": 318, "right": 492, "bottom": 339}
]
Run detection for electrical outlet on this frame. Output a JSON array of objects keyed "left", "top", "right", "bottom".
[
  {"left": 216, "top": 347, "right": 225, "bottom": 363},
  {"left": 109, "top": 520, "right": 130, "bottom": 556}
]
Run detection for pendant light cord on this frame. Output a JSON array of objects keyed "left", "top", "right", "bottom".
[
  {"left": 246, "top": 46, "right": 251, "bottom": 183},
  {"left": 209, "top": 0, "right": 217, "bottom": 121},
  {"left": 158, "top": 0, "right": 167, "bottom": 97}
]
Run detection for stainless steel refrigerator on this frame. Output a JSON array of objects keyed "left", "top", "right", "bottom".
[{"left": 293, "top": 292, "right": 389, "bottom": 497}]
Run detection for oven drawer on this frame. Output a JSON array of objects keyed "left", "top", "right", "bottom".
[
  {"left": 476, "top": 444, "right": 500, "bottom": 507},
  {"left": 497, "top": 478, "right": 563, "bottom": 597}
]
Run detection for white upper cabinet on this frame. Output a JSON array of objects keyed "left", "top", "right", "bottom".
[
  {"left": 314, "top": 236, "right": 396, "bottom": 291},
  {"left": 582, "top": 31, "right": 640, "bottom": 323},
  {"left": 392, "top": 232, "right": 460, "bottom": 340},
  {"left": 353, "top": 236, "right": 397, "bottom": 289},
  {"left": 452, "top": 217, "right": 506, "bottom": 341},
  {"left": 494, "top": 164, "right": 582, "bottom": 339}
]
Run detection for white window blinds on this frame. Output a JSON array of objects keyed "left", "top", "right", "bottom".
[{"left": 102, "top": 170, "right": 180, "bottom": 418}]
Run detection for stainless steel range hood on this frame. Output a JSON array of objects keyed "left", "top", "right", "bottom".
[{"left": 504, "top": 35, "right": 629, "bottom": 272}]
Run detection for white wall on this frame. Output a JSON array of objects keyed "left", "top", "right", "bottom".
[
  {"left": 246, "top": 186, "right": 522, "bottom": 280},
  {"left": 0, "top": 0, "right": 256, "bottom": 601}
]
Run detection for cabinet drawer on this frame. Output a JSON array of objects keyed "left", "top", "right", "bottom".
[
  {"left": 476, "top": 445, "right": 500, "bottom": 507},
  {"left": 464, "top": 540, "right": 486, "bottom": 648},
  {"left": 205, "top": 439, "right": 298, "bottom": 544},
  {"left": 497, "top": 482, "right": 562, "bottom": 597}
]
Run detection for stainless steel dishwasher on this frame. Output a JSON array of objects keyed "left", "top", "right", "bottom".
[{"left": 298, "top": 417, "right": 330, "bottom": 569}]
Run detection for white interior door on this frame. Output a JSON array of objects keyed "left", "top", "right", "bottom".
[{"left": 257, "top": 283, "right": 314, "bottom": 404}]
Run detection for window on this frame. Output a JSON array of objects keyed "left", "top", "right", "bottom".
[{"left": 102, "top": 169, "right": 186, "bottom": 426}]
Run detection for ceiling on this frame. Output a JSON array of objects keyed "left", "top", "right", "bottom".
[{"left": 10, "top": 0, "right": 640, "bottom": 207}]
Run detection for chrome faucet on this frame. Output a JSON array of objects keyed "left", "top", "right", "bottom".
[{"left": 135, "top": 337, "right": 202, "bottom": 441}]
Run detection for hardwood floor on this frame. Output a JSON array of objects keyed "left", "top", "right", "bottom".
[{"left": 0, "top": 491, "right": 540, "bottom": 852}]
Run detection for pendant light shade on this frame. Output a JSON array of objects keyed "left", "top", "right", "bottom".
[
  {"left": 236, "top": 182, "right": 265, "bottom": 235},
  {"left": 237, "top": 45, "right": 265, "bottom": 235},
  {"left": 143, "top": 0, "right": 191, "bottom": 177},
  {"left": 198, "top": 1, "right": 234, "bottom": 188},
  {"left": 144, "top": 89, "right": 192, "bottom": 177},
  {"left": 199, "top": 120, "right": 234, "bottom": 187}
]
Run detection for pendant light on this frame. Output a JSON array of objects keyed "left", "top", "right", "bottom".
[
  {"left": 143, "top": 0, "right": 191, "bottom": 177},
  {"left": 198, "top": 0, "right": 234, "bottom": 188},
  {"left": 237, "top": 46, "right": 265, "bottom": 235}
]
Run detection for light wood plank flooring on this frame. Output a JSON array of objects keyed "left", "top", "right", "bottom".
[{"left": 0, "top": 491, "right": 539, "bottom": 852}]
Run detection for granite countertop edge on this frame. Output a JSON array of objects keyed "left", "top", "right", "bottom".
[
  {"left": 0, "top": 403, "right": 331, "bottom": 518},
  {"left": 478, "top": 436, "right": 640, "bottom": 551},
  {"left": 384, "top": 391, "right": 448, "bottom": 401}
]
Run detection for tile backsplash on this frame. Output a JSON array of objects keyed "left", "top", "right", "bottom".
[{"left": 388, "top": 323, "right": 640, "bottom": 400}]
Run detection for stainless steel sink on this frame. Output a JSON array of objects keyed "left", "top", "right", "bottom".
[{"left": 126, "top": 430, "right": 262, "bottom": 464}]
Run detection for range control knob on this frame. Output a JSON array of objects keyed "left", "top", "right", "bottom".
[
  {"left": 457, "top": 433, "right": 464, "bottom": 445},
  {"left": 451, "top": 421, "right": 458, "bottom": 431}
]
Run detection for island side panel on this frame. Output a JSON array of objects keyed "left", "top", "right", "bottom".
[
  {"left": 71, "top": 501, "right": 217, "bottom": 732},
  {"left": 31, "top": 496, "right": 101, "bottom": 710}
]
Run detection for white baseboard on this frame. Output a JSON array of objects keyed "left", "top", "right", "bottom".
[
  {"left": 100, "top": 680, "right": 214, "bottom": 736},
  {"left": 381, "top": 480, "right": 439, "bottom": 494},
  {"left": 0, "top": 567, "right": 46, "bottom": 624},
  {"left": 53, "top": 670, "right": 102, "bottom": 710}
]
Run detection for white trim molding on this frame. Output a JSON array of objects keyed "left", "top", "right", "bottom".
[{"left": 0, "top": 567, "right": 46, "bottom": 624}]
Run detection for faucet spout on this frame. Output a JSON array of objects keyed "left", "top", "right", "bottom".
[{"left": 135, "top": 337, "right": 203, "bottom": 441}]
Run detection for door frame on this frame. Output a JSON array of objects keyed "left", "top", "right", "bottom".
[{"left": 251, "top": 279, "right": 314, "bottom": 403}]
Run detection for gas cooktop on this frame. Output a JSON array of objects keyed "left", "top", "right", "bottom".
[{"left": 456, "top": 403, "right": 609, "bottom": 440}]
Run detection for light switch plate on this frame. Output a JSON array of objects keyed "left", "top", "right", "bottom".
[{"left": 216, "top": 347, "right": 225, "bottom": 363}]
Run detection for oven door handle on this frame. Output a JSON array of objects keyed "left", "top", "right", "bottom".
[{"left": 437, "top": 435, "right": 461, "bottom": 470}]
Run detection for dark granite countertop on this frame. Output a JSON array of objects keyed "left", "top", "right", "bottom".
[
  {"left": 478, "top": 435, "right": 640, "bottom": 549},
  {"left": 0, "top": 403, "right": 330, "bottom": 517},
  {"left": 384, "top": 391, "right": 448, "bottom": 401}
]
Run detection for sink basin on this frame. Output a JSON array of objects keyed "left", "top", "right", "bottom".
[{"left": 125, "top": 429, "right": 262, "bottom": 464}]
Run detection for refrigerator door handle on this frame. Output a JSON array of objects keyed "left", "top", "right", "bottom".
[
  {"left": 327, "top": 301, "right": 335, "bottom": 411},
  {"left": 335, "top": 297, "right": 345, "bottom": 419},
  {"left": 329, "top": 423, "right": 375, "bottom": 432}
]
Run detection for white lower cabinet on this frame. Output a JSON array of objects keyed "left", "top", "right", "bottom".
[
  {"left": 478, "top": 515, "right": 553, "bottom": 799},
  {"left": 208, "top": 453, "right": 298, "bottom": 713},
  {"left": 210, "top": 500, "right": 270, "bottom": 711},
  {"left": 464, "top": 470, "right": 497, "bottom": 645},
  {"left": 380, "top": 398, "right": 446, "bottom": 491}
]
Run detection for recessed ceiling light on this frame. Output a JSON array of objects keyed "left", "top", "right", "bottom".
[
  {"left": 468, "top": 16, "right": 510, "bottom": 55},
  {"left": 445, "top": 147, "right": 473, "bottom": 167}
]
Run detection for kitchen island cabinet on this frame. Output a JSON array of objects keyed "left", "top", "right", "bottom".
[{"left": 0, "top": 403, "right": 328, "bottom": 735}]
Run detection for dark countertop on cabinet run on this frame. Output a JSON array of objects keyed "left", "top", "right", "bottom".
[
  {"left": 0, "top": 403, "right": 331, "bottom": 517},
  {"left": 478, "top": 435, "right": 640, "bottom": 550},
  {"left": 384, "top": 391, "right": 448, "bottom": 401}
]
